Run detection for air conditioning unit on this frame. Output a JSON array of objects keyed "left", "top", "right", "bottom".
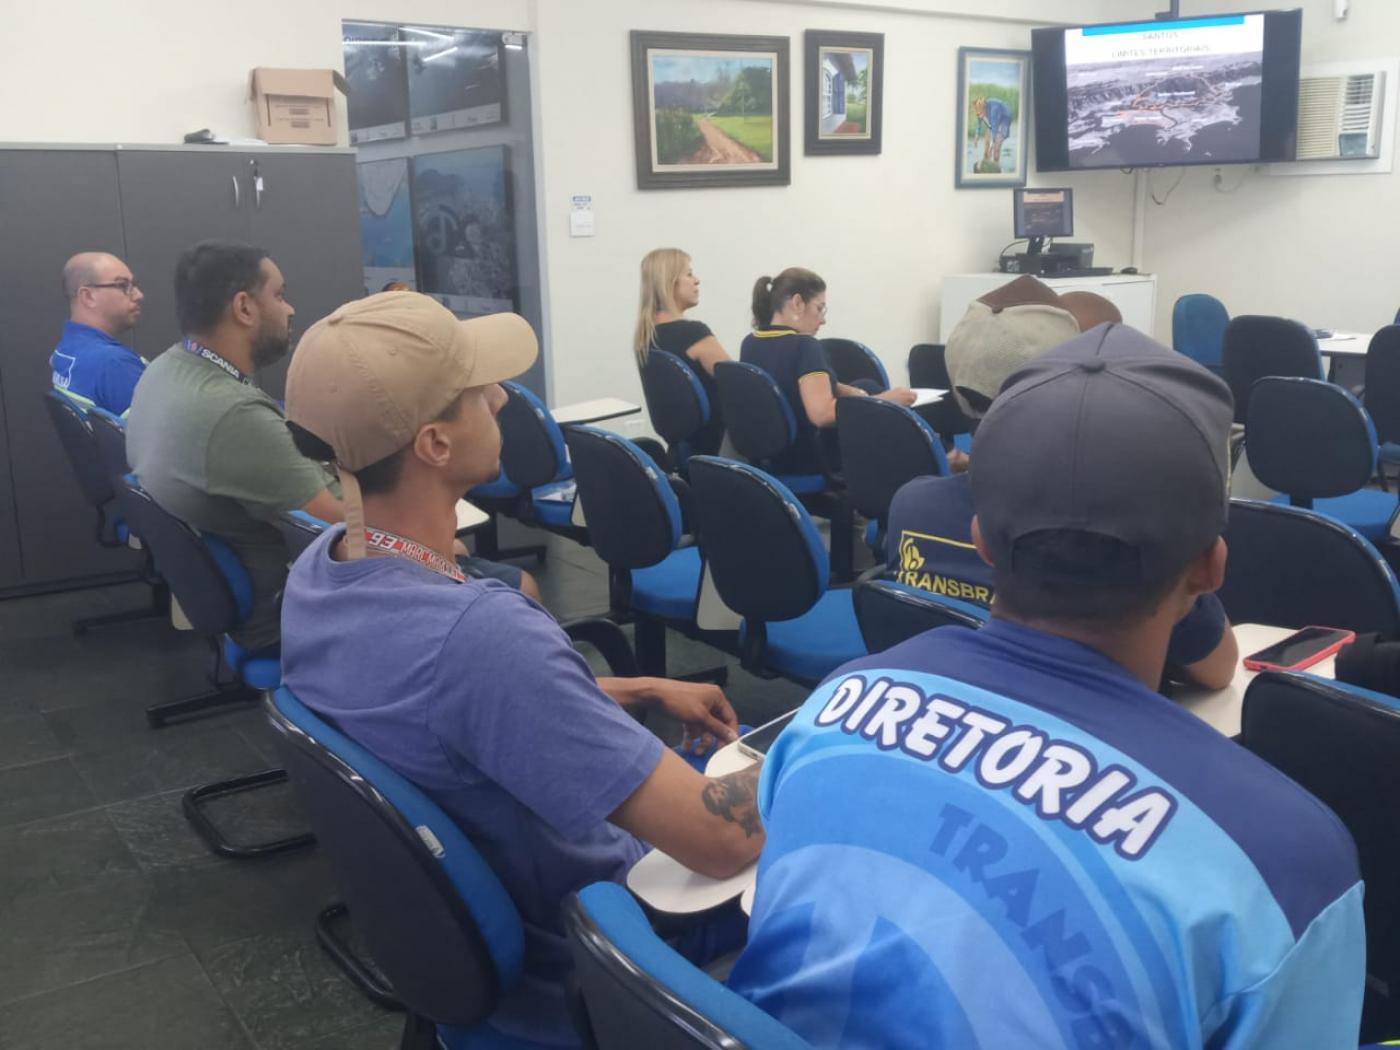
[{"left": 1296, "top": 71, "right": 1386, "bottom": 160}]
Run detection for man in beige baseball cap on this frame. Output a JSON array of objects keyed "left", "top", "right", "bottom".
[
  {"left": 279, "top": 292, "right": 764, "bottom": 1043},
  {"left": 285, "top": 292, "right": 539, "bottom": 571},
  {"left": 887, "top": 275, "right": 1239, "bottom": 691}
]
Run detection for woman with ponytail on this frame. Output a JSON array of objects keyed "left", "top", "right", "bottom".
[
  {"left": 741, "top": 267, "right": 913, "bottom": 473},
  {"left": 633, "top": 248, "right": 730, "bottom": 454}
]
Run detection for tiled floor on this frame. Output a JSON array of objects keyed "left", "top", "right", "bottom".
[{"left": 0, "top": 522, "right": 810, "bottom": 1049}]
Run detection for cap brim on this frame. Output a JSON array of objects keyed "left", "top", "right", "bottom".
[
  {"left": 459, "top": 313, "right": 540, "bottom": 387},
  {"left": 978, "top": 274, "right": 1065, "bottom": 313}
]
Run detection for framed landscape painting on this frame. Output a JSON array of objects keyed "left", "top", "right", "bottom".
[
  {"left": 955, "top": 47, "right": 1031, "bottom": 188},
  {"left": 804, "top": 30, "right": 883, "bottom": 155},
  {"left": 631, "top": 31, "right": 790, "bottom": 189}
]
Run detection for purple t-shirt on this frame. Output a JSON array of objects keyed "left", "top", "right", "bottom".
[{"left": 280, "top": 525, "right": 663, "bottom": 1043}]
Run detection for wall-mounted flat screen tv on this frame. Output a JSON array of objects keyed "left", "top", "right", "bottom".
[{"left": 1033, "top": 10, "right": 1302, "bottom": 171}]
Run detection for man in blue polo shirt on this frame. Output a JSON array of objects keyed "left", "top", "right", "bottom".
[
  {"left": 730, "top": 324, "right": 1365, "bottom": 1048},
  {"left": 50, "top": 252, "right": 147, "bottom": 416}
]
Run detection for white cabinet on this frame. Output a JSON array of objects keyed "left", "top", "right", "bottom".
[{"left": 939, "top": 273, "right": 1158, "bottom": 342}]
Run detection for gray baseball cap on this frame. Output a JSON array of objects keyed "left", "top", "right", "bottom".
[{"left": 970, "top": 323, "right": 1234, "bottom": 584}]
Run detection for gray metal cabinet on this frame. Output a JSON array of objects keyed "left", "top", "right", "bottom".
[
  {"left": 117, "top": 150, "right": 254, "bottom": 361},
  {"left": 0, "top": 149, "right": 137, "bottom": 588},
  {"left": 0, "top": 145, "right": 361, "bottom": 596},
  {"left": 116, "top": 147, "right": 363, "bottom": 399},
  {"left": 239, "top": 152, "right": 363, "bottom": 400}
]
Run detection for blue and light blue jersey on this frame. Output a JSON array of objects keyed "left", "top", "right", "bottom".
[
  {"left": 50, "top": 321, "right": 146, "bottom": 417},
  {"left": 730, "top": 618, "right": 1365, "bottom": 1049}
]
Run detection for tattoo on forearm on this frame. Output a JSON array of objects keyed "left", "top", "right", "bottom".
[{"left": 701, "top": 768, "right": 763, "bottom": 838}]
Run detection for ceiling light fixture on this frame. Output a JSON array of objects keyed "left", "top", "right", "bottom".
[{"left": 402, "top": 26, "right": 454, "bottom": 42}]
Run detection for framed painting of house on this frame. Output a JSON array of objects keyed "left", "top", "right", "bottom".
[
  {"left": 630, "top": 30, "right": 791, "bottom": 189},
  {"left": 955, "top": 47, "right": 1031, "bottom": 188},
  {"left": 804, "top": 30, "right": 883, "bottom": 155}
]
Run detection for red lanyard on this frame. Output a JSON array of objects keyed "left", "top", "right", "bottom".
[{"left": 362, "top": 527, "right": 465, "bottom": 583}]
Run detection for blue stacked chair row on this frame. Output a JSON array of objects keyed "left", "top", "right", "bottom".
[
  {"left": 1172, "top": 296, "right": 1400, "bottom": 550},
  {"left": 52, "top": 366, "right": 1400, "bottom": 1046},
  {"left": 46, "top": 395, "right": 313, "bottom": 858},
  {"left": 640, "top": 341, "right": 971, "bottom": 581},
  {"left": 259, "top": 654, "right": 1400, "bottom": 1048}
]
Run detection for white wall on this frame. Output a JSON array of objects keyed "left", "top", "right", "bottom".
[
  {"left": 3, "top": 0, "right": 1158, "bottom": 407},
  {"left": 735, "top": 0, "right": 1150, "bottom": 25},
  {"left": 1142, "top": 0, "right": 1400, "bottom": 340},
  {"left": 531, "top": 0, "right": 1145, "bottom": 406},
  {"left": 0, "top": 0, "right": 531, "bottom": 145}
]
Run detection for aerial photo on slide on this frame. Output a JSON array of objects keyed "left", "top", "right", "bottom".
[
  {"left": 649, "top": 51, "right": 777, "bottom": 168},
  {"left": 1065, "top": 16, "right": 1264, "bottom": 168}
]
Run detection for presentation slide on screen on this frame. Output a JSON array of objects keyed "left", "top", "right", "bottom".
[{"left": 1064, "top": 14, "right": 1264, "bottom": 168}]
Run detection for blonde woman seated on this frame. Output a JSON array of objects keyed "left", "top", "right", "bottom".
[
  {"left": 633, "top": 248, "right": 731, "bottom": 456},
  {"left": 741, "top": 267, "right": 915, "bottom": 475}
]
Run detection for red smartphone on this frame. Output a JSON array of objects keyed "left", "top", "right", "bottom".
[{"left": 1242, "top": 626, "right": 1356, "bottom": 672}]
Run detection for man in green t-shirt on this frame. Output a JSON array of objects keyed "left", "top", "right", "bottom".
[{"left": 126, "top": 241, "right": 342, "bottom": 651}]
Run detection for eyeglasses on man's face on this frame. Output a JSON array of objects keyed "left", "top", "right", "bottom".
[{"left": 86, "top": 278, "right": 140, "bottom": 297}]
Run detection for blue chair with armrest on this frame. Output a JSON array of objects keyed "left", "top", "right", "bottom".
[
  {"left": 1218, "top": 498, "right": 1400, "bottom": 635},
  {"left": 906, "top": 343, "right": 974, "bottom": 456},
  {"left": 43, "top": 391, "right": 169, "bottom": 632},
  {"left": 44, "top": 389, "right": 120, "bottom": 546},
  {"left": 711, "top": 361, "right": 855, "bottom": 582},
  {"left": 1245, "top": 376, "right": 1396, "bottom": 542},
  {"left": 277, "top": 509, "right": 326, "bottom": 561},
  {"left": 821, "top": 337, "right": 889, "bottom": 392},
  {"left": 1240, "top": 671, "right": 1400, "bottom": 1044},
  {"left": 563, "top": 426, "right": 726, "bottom": 682},
  {"left": 1172, "top": 293, "right": 1229, "bottom": 373},
  {"left": 87, "top": 405, "right": 132, "bottom": 480},
  {"left": 267, "top": 686, "right": 557, "bottom": 1049},
  {"left": 853, "top": 578, "right": 987, "bottom": 653},
  {"left": 113, "top": 474, "right": 312, "bottom": 858},
  {"left": 687, "top": 456, "right": 865, "bottom": 684},
  {"left": 471, "top": 380, "right": 583, "bottom": 563},
  {"left": 1363, "top": 326, "right": 1400, "bottom": 477},
  {"left": 836, "top": 396, "right": 947, "bottom": 555},
  {"left": 83, "top": 404, "right": 175, "bottom": 625},
  {"left": 712, "top": 362, "right": 826, "bottom": 493},
  {"left": 640, "top": 350, "right": 720, "bottom": 469},
  {"left": 1222, "top": 315, "right": 1323, "bottom": 425},
  {"left": 565, "top": 881, "right": 812, "bottom": 1050}
]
